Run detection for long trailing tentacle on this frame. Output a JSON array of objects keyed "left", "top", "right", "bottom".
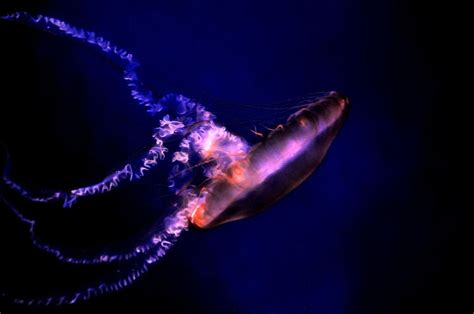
[
  {"left": 0, "top": 205, "right": 191, "bottom": 306},
  {"left": 0, "top": 11, "right": 169, "bottom": 207},
  {"left": 2, "top": 140, "right": 169, "bottom": 209},
  {"left": 0, "top": 12, "right": 218, "bottom": 119},
  {"left": 0, "top": 11, "right": 163, "bottom": 115},
  {"left": 0, "top": 103, "right": 213, "bottom": 264},
  {"left": 0, "top": 11, "right": 222, "bottom": 281},
  {"left": 1, "top": 94, "right": 211, "bottom": 209},
  {"left": 0, "top": 11, "right": 218, "bottom": 207},
  {"left": 0, "top": 118, "right": 185, "bottom": 264},
  {"left": 0, "top": 194, "right": 159, "bottom": 265}
]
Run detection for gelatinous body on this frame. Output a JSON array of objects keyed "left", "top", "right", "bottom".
[
  {"left": 0, "top": 12, "right": 349, "bottom": 306},
  {"left": 190, "top": 93, "right": 349, "bottom": 228}
]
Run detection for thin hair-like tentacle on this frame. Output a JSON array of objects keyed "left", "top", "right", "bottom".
[
  {"left": 2, "top": 141, "right": 168, "bottom": 208},
  {"left": 0, "top": 11, "right": 163, "bottom": 115},
  {"left": 0, "top": 12, "right": 222, "bottom": 305},
  {"left": 0, "top": 195, "right": 168, "bottom": 265},
  {"left": 0, "top": 104, "right": 214, "bottom": 265},
  {"left": 0, "top": 11, "right": 172, "bottom": 208},
  {"left": 0, "top": 206, "right": 189, "bottom": 306},
  {"left": 0, "top": 118, "right": 187, "bottom": 264},
  {"left": 0, "top": 12, "right": 217, "bottom": 208},
  {"left": 1, "top": 95, "right": 211, "bottom": 208}
]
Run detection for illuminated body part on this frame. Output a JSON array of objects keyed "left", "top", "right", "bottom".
[
  {"left": 190, "top": 93, "right": 349, "bottom": 228},
  {"left": 0, "top": 12, "right": 349, "bottom": 306}
]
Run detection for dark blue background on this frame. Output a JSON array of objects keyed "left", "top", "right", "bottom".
[{"left": 0, "top": 1, "right": 467, "bottom": 313}]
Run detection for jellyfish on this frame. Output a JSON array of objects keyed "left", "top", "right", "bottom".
[{"left": 0, "top": 12, "right": 350, "bottom": 306}]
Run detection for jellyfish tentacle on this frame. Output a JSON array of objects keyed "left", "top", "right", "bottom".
[
  {"left": 0, "top": 207, "right": 189, "bottom": 306},
  {"left": 0, "top": 195, "right": 156, "bottom": 264},
  {"left": 0, "top": 11, "right": 163, "bottom": 115},
  {"left": 1, "top": 94, "right": 212, "bottom": 208},
  {"left": 0, "top": 182, "right": 194, "bottom": 266},
  {"left": 0, "top": 132, "right": 176, "bottom": 263},
  {"left": 0, "top": 125, "right": 182, "bottom": 264},
  {"left": 0, "top": 194, "right": 190, "bottom": 272},
  {"left": 0, "top": 65, "right": 215, "bottom": 266},
  {"left": 0, "top": 13, "right": 220, "bottom": 120},
  {"left": 1, "top": 94, "right": 218, "bottom": 208},
  {"left": 1, "top": 139, "right": 168, "bottom": 208}
]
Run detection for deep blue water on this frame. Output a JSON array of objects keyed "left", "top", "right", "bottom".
[{"left": 0, "top": 1, "right": 467, "bottom": 314}]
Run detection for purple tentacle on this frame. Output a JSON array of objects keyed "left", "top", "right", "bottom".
[
  {"left": 1, "top": 214, "right": 187, "bottom": 305},
  {"left": 1, "top": 11, "right": 164, "bottom": 115},
  {"left": 0, "top": 195, "right": 164, "bottom": 265},
  {"left": 1, "top": 94, "right": 213, "bottom": 208},
  {"left": 1, "top": 141, "right": 167, "bottom": 208},
  {"left": 0, "top": 206, "right": 190, "bottom": 306}
]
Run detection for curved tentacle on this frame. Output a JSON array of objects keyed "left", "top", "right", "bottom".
[
  {"left": 0, "top": 11, "right": 172, "bottom": 207},
  {"left": 0, "top": 97, "right": 215, "bottom": 267},
  {"left": 0, "top": 194, "right": 162, "bottom": 265},
  {"left": 0, "top": 11, "right": 219, "bottom": 207},
  {"left": 1, "top": 95, "right": 212, "bottom": 208},
  {"left": 0, "top": 205, "right": 190, "bottom": 306},
  {"left": 0, "top": 11, "right": 222, "bottom": 274},
  {"left": 0, "top": 11, "right": 164, "bottom": 115},
  {"left": 0, "top": 122, "right": 185, "bottom": 264},
  {"left": 2, "top": 140, "right": 168, "bottom": 208}
]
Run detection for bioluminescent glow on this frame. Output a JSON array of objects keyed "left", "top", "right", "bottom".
[{"left": 0, "top": 12, "right": 349, "bottom": 306}]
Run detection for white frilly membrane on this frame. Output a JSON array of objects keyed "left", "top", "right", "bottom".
[{"left": 168, "top": 102, "right": 250, "bottom": 221}]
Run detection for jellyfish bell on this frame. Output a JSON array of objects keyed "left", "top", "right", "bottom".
[{"left": 190, "top": 91, "right": 350, "bottom": 229}]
